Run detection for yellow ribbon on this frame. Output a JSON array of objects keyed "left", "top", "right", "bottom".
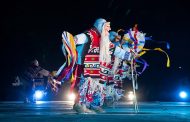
[
  {"left": 154, "top": 48, "right": 170, "bottom": 67},
  {"left": 142, "top": 48, "right": 170, "bottom": 67}
]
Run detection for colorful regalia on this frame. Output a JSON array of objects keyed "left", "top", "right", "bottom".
[
  {"left": 56, "top": 18, "right": 133, "bottom": 113},
  {"left": 55, "top": 19, "right": 170, "bottom": 113}
]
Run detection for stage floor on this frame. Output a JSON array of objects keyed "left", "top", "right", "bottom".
[{"left": 0, "top": 101, "right": 190, "bottom": 122}]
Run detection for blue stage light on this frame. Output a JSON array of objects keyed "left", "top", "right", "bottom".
[
  {"left": 179, "top": 91, "right": 187, "bottom": 99},
  {"left": 34, "top": 90, "right": 44, "bottom": 100}
]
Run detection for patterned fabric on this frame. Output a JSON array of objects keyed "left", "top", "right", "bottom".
[
  {"left": 83, "top": 28, "right": 101, "bottom": 78},
  {"left": 77, "top": 28, "right": 120, "bottom": 107}
]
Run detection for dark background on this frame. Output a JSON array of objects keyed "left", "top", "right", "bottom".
[{"left": 0, "top": 0, "right": 189, "bottom": 101}]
